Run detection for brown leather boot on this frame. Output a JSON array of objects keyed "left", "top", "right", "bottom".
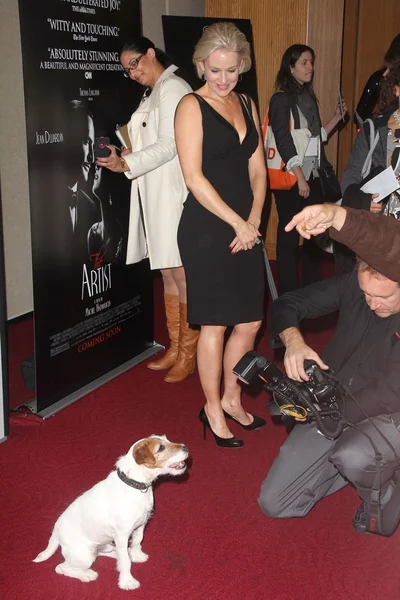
[
  {"left": 164, "top": 303, "right": 200, "bottom": 383},
  {"left": 147, "top": 294, "right": 180, "bottom": 370}
]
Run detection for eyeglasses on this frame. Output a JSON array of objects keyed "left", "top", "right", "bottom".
[{"left": 122, "top": 55, "right": 144, "bottom": 78}]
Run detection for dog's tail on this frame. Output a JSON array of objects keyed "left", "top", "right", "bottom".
[{"left": 33, "top": 533, "right": 59, "bottom": 563}]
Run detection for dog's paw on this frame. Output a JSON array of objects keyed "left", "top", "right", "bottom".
[
  {"left": 118, "top": 576, "right": 140, "bottom": 590},
  {"left": 78, "top": 569, "right": 99, "bottom": 583},
  {"left": 55, "top": 564, "right": 98, "bottom": 583},
  {"left": 129, "top": 548, "right": 149, "bottom": 563}
]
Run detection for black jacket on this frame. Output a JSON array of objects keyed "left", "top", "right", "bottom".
[
  {"left": 269, "top": 272, "right": 400, "bottom": 423},
  {"left": 269, "top": 88, "right": 327, "bottom": 172},
  {"left": 268, "top": 90, "right": 302, "bottom": 166}
]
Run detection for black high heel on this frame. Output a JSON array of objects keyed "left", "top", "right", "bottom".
[
  {"left": 223, "top": 410, "right": 266, "bottom": 431},
  {"left": 199, "top": 408, "right": 244, "bottom": 448}
]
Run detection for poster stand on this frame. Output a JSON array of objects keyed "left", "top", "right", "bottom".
[
  {"left": 22, "top": 342, "right": 163, "bottom": 419},
  {"left": 17, "top": 0, "right": 159, "bottom": 416}
]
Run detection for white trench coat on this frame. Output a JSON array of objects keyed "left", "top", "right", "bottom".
[{"left": 124, "top": 65, "right": 192, "bottom": 270}]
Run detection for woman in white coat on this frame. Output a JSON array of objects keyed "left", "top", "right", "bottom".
[{"left": 97, "top": 36, "right": 198, "bottom": 383}]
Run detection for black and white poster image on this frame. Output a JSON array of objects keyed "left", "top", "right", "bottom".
[{"left": 18, "top": 0, "right": 154, "bottom": 412}]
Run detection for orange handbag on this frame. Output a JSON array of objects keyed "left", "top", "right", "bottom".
[
  {"left": 262, "top": 112, "right": 297, "bottom": 191},
  {"left": 262, "top": 111, "right": 311, "bottom": 191}
]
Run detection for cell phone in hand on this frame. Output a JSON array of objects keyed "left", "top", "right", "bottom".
[{"left": 95, "top": 136, "right": 111, "bottom": 158}]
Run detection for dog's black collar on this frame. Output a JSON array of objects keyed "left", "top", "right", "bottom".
[{"left": 117, "top": 468, "right": 150, "bottom": 493}]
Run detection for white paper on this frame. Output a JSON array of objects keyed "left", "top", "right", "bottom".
[
  {"left": 305, "top": 137, "right": 319, "bottom": 157},
  {"left": 361, "top": 166, "right": 400, "bottom": 202}
]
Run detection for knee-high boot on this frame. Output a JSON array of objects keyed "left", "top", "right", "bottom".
[
  {"left": 147, "top": 293, "right": 180, "bottom": 370},
  {"left": 164, "top": 302, "right": 199, "bottom": 383}
]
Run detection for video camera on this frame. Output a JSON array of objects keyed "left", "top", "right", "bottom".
[{"left": 233, "top": 351, "right": 347, "bottom": 439}]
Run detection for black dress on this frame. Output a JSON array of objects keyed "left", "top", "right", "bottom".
[{"left": 178, "top": 92, "right": 265, "bottom": 326}]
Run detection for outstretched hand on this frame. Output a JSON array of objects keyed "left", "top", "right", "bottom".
[{"left": 285, "top": 204, "right": 346, "bottom": 239}]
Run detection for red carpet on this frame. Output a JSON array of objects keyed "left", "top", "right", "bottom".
[{"left": 1, "top": 268, "right": 400, "bottom": 600}]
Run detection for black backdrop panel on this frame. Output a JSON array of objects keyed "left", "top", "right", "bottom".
[
  {"left": 162, "top": 16, "right": 259, "bottom": 109},
  {"left": 18, "top": 0, "right": 154, "bottom": 412}
]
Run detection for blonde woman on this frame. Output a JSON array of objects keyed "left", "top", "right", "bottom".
[{"left": 175, "top": 22, "right": 267, "bottom": 448}]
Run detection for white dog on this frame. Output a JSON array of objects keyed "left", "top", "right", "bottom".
[{"left": 33, "top": 435, "right": 188, "bottom": 590}]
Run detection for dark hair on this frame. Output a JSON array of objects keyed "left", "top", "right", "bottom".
[
  {"left": 275, "top": 44, "right": 316, "bottom": 97},
  {"left": 120, "top": 36, "right": 173, "bottom": 69},
  {"left": 375, "top": 62, "right": 400, "bottom": 116},
  {"left": 384, "top": 33, "right": 400, "bottom": 67}
]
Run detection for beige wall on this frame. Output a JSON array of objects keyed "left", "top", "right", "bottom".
[
  {"left": 307, "top": 0, "right": 345, "bottom": 168},
  {"left": 0, "top": 0, "right": 33, "bottom": 319}
]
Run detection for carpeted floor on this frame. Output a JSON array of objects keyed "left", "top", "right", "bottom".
[{"left": 1, "top": 270, "right": 400, "bottom": 600}]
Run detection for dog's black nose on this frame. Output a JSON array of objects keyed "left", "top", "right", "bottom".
[{"left": 182, "top": 445, "right": 189, "bottom": 453}]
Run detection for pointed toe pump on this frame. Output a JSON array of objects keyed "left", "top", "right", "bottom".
[
  {"left": 223, "top": 411, "right": 267, "bottom": 431},
  {"left": 199, "top": 408, "right": 244, "bottom": 448}
]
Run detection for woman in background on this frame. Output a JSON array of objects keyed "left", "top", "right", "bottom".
[
  {"left": 336, "top": 65, "right": 400, "bottom": 274},
  {"left": 97, "top": 36, "right": 198, "bottom": 384},
  {"left": 354, "top": 33, "right": 400, "bottom": 126},
  {"left": 268, "top": 44, "right": 347, "bottom": 295},
  {"left": 175, "top": 22, "right": 267, "bottom": 448}
]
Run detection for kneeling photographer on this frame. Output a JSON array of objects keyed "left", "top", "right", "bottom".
[{"left": 257, "top": 260, "right": 400, "bottom": 535}]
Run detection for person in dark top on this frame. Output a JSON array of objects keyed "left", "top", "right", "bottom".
[
  {"left": 354, "top": 68, "right": 385, "bottom": 127},
  {"left": 258, "top": 261, "right": 400, "bottom": 536},
  {"left": 354, "top": 33, "right": 400, "bottom": 126},
  {"left": 175, "top": 22, "right": 267, "bottom": 448},
  {"left": 267, "top": 44, "right": 347, "bottom": 294}
]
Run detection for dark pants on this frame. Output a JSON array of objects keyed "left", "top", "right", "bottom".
[
  {"left": 274, "top": 176, "right": 323, "bottom": 295},
  {"left": 258, "top": 415, "right": 400, "bottom": 523}
]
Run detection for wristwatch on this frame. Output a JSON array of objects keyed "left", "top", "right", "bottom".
[{"left": 120, "top": 157, "right": 128, "bottom": 172}]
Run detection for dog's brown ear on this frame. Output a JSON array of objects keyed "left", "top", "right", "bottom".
[{"left": 133, "top": 439, "right": 157, "bottom": 467}]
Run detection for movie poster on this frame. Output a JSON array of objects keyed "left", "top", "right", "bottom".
[{"left": 18, "top": 0, "right": 155, "bottom": 413}]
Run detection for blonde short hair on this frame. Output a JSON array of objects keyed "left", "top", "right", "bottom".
[
  {"left": 193, "top": 22, "right": 252, "bottom": 79},
  {"left": 357, "top": 258, "right": 394, "bottom": 282}
]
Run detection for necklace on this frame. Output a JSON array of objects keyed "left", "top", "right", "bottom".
[{"left": 393, "top": 109, "right": 400, "bottom": 127}]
